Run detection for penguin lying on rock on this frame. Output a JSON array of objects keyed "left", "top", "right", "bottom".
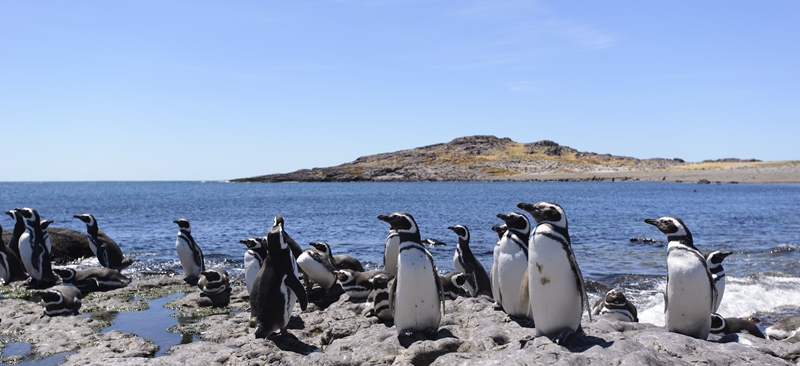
[{"left": 36, "top": 285, "right": 82, "bottom": 317}]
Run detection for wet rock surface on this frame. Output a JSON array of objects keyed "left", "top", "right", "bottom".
[{"left": 2, "top": 277, "right": 800, "bottom": 365}]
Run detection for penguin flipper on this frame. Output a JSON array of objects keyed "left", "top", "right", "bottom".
[
  {"left": 388, "top": 277, "right": 397, "bottom": 316},
  {"left": 285, "top": 274, "right": 308, "bottom": 311}
]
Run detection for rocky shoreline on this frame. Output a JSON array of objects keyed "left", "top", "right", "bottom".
[
  {"left": 2, "top": 276, "right": 800, "bottom": 365},
  {"left": 231, "top": 136, "right": 799, "bottom": 184}
]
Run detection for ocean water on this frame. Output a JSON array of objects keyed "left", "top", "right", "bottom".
[{"left": 1, "top": 181, "right": 799, "bottom": 328}]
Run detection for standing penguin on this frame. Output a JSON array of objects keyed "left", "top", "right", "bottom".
[
  {"left": 250, "top": 223, "right": 308, "bottom": 339},
  {"left": 378, "top": 212, "right": 444, "bottom": 336},
  {"left": 448, "top": 225, "right": 492, "bottom": 298},
  {"left": 592, "top": 289, "right": 638, "bottom": 322},
  {"left": 240, "top": 237, "right": 268, "bottom": 295},
  {"left": 17, "top": 208, "right": 60, "bottom": 288},
  {"left": 5, "top": 209, "right": 26, "bottom": 261},
  {"left": 645, "top": 216, "right": 716, "bottom": 340},
  {"left": 518, "top": 201, "right": 590, "bottom": 344},
  {"left": 73, "top": 214, "right": 134, "bottom": 270},
  {"left": 296, "top": 242, "right": 338, "bottom": 291},
  {"left": 173, "top": 219, "right": 205, "bottom": 286},
  {"left": 0, "top": 223, "right": 28, "bottom": 284},
  {"left": 491, "top": 212, "right": 531, "bottom": 318},
  {"left": 706, "top": 250, "right": 733, "bottom": 313}
]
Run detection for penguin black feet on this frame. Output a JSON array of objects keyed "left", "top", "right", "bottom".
[
  {"left": 183, "top": 276, "right": 200, "bottom": 286},
  {"left": 551, "top": 325, "right": 586, "bottom": 346}
]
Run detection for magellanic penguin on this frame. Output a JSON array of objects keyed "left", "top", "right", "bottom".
[
  {"left": 0, "top": 223, "right": 29, "bottom": 284},
  {"left": 5, "top": 209, "right": 27, "bottom": 261},
  {"left": 448, "top": 225, "right": 492, "bottom": 297},
  {"left": 711, "top": 313, "right": 765, "bottom": 339},
  {"left": 337, "top": 269, "right": 394, "bottom": 299},
  {"left": 17, "top": 208, "right": 60, "bottom": 288},
  {"left": 364, "top": 273, "right": 393, "bottom": 321},
  {"left": 491, "top": 224, "right": 508, "bottom": 240},
  {"left": 706, "top": 250, "right": 733, "bottom": 313},
  {"left": 73, "top": 214, "right": 134, "bottom": 270},
  {"left": 273, "top": 216, "right": 303, "bottom": 259},
  {"left": 592, "top": 289, "right": 638, "bottom": 322},
  {"left": 766, "top": 314, "right": 800, "bottom": 341},
  {"left": 36, "top": 285, "right": 82, "bottom": 316},
  {"left": 173, "top": 219, "right": 205, "bottom": 286},
  {"left": 491, "top": 212, "right": 530, "bottom": 318},
  {"left": 40, "top": 219, "right": 54, "bottom": 253},
  {"left": 645, "top": 216, "right": 717, "bottom": 340},
  {"left": 378, "top": 212, "right": 445, "bottom": 336},
  {"left": 297, "top": 242, "right": 338, "bottom": 291},
  {"left": 198, "top": 268, "right": 232, "bottom": 307},
  {"left": 518, "top": 202, "right": 591, "bottom": 344},
  {"left": 53, "top": 267, "right": 131, "bottom": 294},
  {"left": 439, "top": 272, "right": 469, "bottom": 301},
  {"left": 250, "top": 222, "right": 308, "bottom": 339},
  {"left": 382, "top": 225, "right": 401, "bottom": 276},
  {"left": 240, "top": 237, "right": 268, "bottom": 295},
  {"left": 332, "top": 254, "right": 365, "bottom": 272}
]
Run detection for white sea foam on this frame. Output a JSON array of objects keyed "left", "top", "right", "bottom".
[{"left": 636, "top": 275, "right": 800, "bottom": 327}]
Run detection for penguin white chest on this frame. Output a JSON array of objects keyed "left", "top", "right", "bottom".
[
  {"left": 528, "top": 234, "right": 582, "bottom": 335},
  {"left": 296, "top": 252, "right": 336, "bottom": 290},
  {"left": 243, "top": 252, "right": 262, "bottom": 295},
  {"left": 493, "top": 236, "right": 528, "bottom": 317},
  {"left": 384, "top": 234, "right": 400, "bottom": 275},
  {"left": 394, "top": 245, "right": 441, "bottom": 334},
  {"left": 18, "top": 232, "right": 37, "bottom": 277},
  {"left": 175, "top": 237, "right": 200, "bottom": 278},
  {"left": 666, "top": 249, "right": 712, "bottom": 339}
]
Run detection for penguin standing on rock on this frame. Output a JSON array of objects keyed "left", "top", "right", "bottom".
[
  {"left": 0, "top": 224, "right": 28, "bottom": 284},
  {"left": 240, "top": 237, "right": 268, "bottom": 295},
  {"left": 491, "top": 212, "right": 530, "bottom": 318},
  {"left": 645, "top": 216, "right": 716, "bottom": 340},
  {"left": 173, "top": 219, "right": 205, "bottom": 286},
  {"left": 378, "top": 212, "right": 444, "bottom": 336},
  {"left": 706, "top": 250, "right": 732, "bottom": 313},
  {"left": 74, "top": 214, "right": 134, "bottom": 270},
  {"left": 250, "top": 222, "right": 308, "bottom": 339},
  {"left": 518, "top": 201, "right": 590, "bottom": 345},
  {"left": 448, "top": 224, "right": 492, "bottom": 297},
  {"left": 17, "top": 208, "right": 60, "bottom": 288}
]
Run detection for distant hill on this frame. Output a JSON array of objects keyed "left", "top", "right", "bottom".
[{"left": 231, "top": 135, "right": 729, "bottom": 182}]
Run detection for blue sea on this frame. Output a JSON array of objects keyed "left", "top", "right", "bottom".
[{"left": 2, "top": 181, "right": 800, "bottom": 328}]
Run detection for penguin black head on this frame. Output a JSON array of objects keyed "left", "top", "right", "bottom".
[
  {"left": 17, "top": 207, "right": 41, "bottom": 224},
  {"left": 4, "top": 210, "right": 13, "bottom": 220},
  {"left": 450, "top": 273, "right": 468, "bottom": 287},
  {"left": 369, "top": 273, "right": 390, "bottom": 288},
  {"left": 273, "top": 215, "right": 286, "bottom": 228},
  {"left": 447, "top": 225, "right": 470, "bottom": 242},
  {"left": 644, "top": 216, "right": 693, "bottom": 244},
  {"left": 73, "top": 214, "right": 97, "bottom": 228},
  {"left": 239, "top": 237, "right": 262, "bottom": 250},
  {"left": 518, "top": 201, "right": 567, "bottom": 228},
  {"left": 491, "top": 224, "right": 508, "bottom": 239},
  {"left": 266, "top": 223, "right": 289, "bottom": 253},
  {"left": 710, "top": 313, "right": 726, "bottom": 333},
  {"left": 309, "top": 242, "right": 332, "bottom": 255},
  {"left": 40, "top": 220, "right": 54, "bottom": 230},
  {"left": 37, "top": 288, "right": 65, "bottom": 306},
  {"left": 496, "top": 212, "right": 530, "bottom": 234},
  {"left": 173, "top": 219, "right": 191, "bottom": 231},
  {"left": 53, "top": 268, "right": 77, "bottom": 282},
  {"left": 377, "top": 212, "right": 419, "bottom": 234},
  {"left": 336, "top": 269, "right": 355, "bottom": 284},
  {"left": 706, "top": 250, "right": 733, "bottom": 265},
  {"left": 604, "top": 288, "right": 628, "bottom": 306}
]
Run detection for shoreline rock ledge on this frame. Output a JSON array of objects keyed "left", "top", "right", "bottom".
[
  {"left": 230, "top": 135, "right": 794, "bottom": 183},
  {"left": 2, "top": 277, "right": 799, "bottom": 365}
]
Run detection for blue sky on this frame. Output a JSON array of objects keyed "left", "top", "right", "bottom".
[{"left": 2, "top": 1, "right": 798, "bottom": 181}]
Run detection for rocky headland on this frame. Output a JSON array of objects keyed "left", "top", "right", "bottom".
[{"left": 231, "top": 135, "right": 800, "bottom": 184}]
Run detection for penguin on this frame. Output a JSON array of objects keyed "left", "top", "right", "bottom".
[
  {"left": 706, "top": 250, "right": 733, "bottom": 313},
  {"left": 490, "top": 212, "right": 530, "bottom": 318},
  {"left": 273, "top": 216, "right": 303, "bottom": 259},
  {"left": 382, "top": 225, "right": 401, "bottom": 276},
  {"left": 53, "top": 267, "right": 131, "bottom": 294},
  {"left": 16, "top": 208, "right": 60, "bottom": 288},
  {"left": 378, "top": 212, "right": 444, "bottom": 336},
  {"left": 766, "top": 314, "right": 800, "bottom": 341},
  {"left": 710, "top": 313, "right": 765, "bottom": 339},
  {"left": 439, "top": 272, "right": 469, "bottom": 301},
  {"left": 296, "top": 242, "right": 338, "bottom": 291},
  {"left": 592, "top": 288, "right": 638, "bottom": 322},
  {"left": 645, "top": 216, "right": 716, "bottom": 340},
  {"left": 491, "top": 224, "right": 507, "bottom": 240},
  {"left": 173, "top": 219, "right": 205, "bottom": 286},
  {"left": 364, "top": 273, "right": 393, "bottom": 321},
  {"left": 448, "top": 224, "right": 492, "bottom": 297},
  {"left": 240, "top": 237, "right": 268, "bottom": 295},
  {"left": 198, "top": 268, "right": 232, "bottom": 307},
  {"left": 36, "top": 285, "right": 82, "bottom": 316},
  {"left": 73, "top": 214, "right": 134, "bottom": 270},
  {"left": 518, "top": 201, "right": 591, "bottom": 344},
  {"left": 250, "top": 222, "right": 308, "bottom": 339},
  {"left": 337, "top": 269, "right": 395, "bottom": 299},
  {"left": 5, "top": 208, "right": 26, "bottom": 260},
  {"left": 0, "top": 223, "right": 28, "bottom": 284},
  {"left": 40, "top": 219, "right": 53, "bottom": 253},
  {"left": 332, "top": 254, "right": 365, "bottom": 272}
]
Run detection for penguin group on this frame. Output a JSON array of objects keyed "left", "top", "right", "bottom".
[{"left": 1, "top": 208, "right": 134, "bottom": 317}]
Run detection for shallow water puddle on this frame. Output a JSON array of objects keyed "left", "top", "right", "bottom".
[{"left": 99, "top": 293, "right": 198, "bottom": 357}]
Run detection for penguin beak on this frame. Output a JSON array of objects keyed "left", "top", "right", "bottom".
[
  {"left": 517, "top": 202, "right": 536, "bottom": 213},
  {"left": 719, "top": 251, "right": 734, "bottom": 259},
  {"left": 496, "top": 213, "right": 508, "bottom": 221},
  {"left": 644, "top": 218, "right": 659, "bottom": 226}
]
